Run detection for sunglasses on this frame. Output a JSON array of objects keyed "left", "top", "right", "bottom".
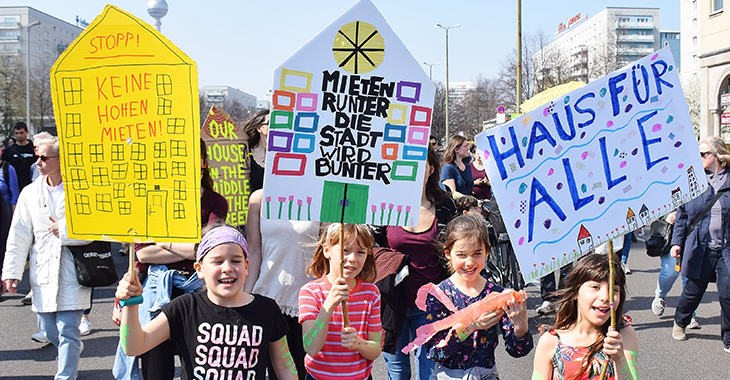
[
  {"left": 700, "top": 151, "right": 713, "bottom": 158},
  {"left": 38, "top": 155, "right": 58, "bottom": 162}
]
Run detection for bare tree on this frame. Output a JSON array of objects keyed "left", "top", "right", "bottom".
[
  {"left": 31, "top": 62, "right": 54, "bottom": 130},
  {"left": 450, "top": 75, "right": 509, "bottom": 139},
  {"left": 430, "top": 80, "right": 446, "bottom": 141},
  {"left": 682, "top": 76, "right": 701, "bottom": 137},
  {"left": 0, "top": 55, "right": 25, "bottom": 138},
  {"left": 496, "top": 41, "right": 536, "bottom": 115}
]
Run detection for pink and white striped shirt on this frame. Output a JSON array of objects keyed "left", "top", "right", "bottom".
[{"left": 299, "top": 276, "right": 381, "bottom": 380}]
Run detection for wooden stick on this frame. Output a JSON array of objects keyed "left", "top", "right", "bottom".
[
  {"left": 599, "top": 240, "right": 617, "bottom": 380},
  {"left": 339, "top": 224, "right": 350, "bottom": 327}
]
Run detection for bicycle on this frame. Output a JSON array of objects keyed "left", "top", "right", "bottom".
[{"left": 481, "top": 198, "right": 525, "bottom": 290}]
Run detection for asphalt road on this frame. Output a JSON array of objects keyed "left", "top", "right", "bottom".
[{"left": 1, "top": 241, "right": 729, "bottom": 379}]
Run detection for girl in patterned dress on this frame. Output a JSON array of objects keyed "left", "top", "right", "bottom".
[
  {"left": 532, "top": 253, "right": 638, "bottom": 380},
  {"left": 425, "top": 215, "right": 533, "bottom": 379}
]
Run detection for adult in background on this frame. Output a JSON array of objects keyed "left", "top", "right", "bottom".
[
  {"left": 244, "top": 188, "right": 321, "bottom": 380},
  {"left": 243, "top": 109, "right": 270, "bottom": 193},
  {"left": 671, "top": 136, "right": 730, "bottom": 353},
  {"left": 440, "top": 135, "right": 473, "bottom": 198},
  {"left": 0, "top": 143, "right": 19, "bottom": 216},
  {"left": 1, "top": 122, "right": 37, "bottom": 190},
  {"left": 379, "top": 147, "right": 457, "bottom": 380},
  {"left": 112, "top": 139, "right": 228, "bottom": 380},
  {"left": 469, "top": 145, "right": 491, "bottom": 207},
  {"left": 2, "top": 135, "right": 91, "bottom": 380}
]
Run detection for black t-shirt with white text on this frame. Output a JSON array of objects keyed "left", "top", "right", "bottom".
[
  {"left": 161, "top": 292, "right": 289, "bottom": 380},
  {"left": 1, "top": 142, "right": 36, "bottom": 189}
]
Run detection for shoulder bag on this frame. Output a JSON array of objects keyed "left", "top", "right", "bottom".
[{"left": 68, "top": 241, "right": 119, "bottom": 287}]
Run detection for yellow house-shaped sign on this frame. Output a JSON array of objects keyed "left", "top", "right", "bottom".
[{"left": 51, "top": 5, "right": 200, "bottom": 243}]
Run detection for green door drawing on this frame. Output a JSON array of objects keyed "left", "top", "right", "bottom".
[{"left": 319, "top": 181, "right": 369, "bottom": 224}]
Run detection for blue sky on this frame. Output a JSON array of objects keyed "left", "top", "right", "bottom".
[{"left": 23, "top": 0, "right": 680, "bottom": 100}]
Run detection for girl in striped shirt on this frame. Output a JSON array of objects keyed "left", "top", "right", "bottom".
[{"left": 298, "top": 224, "right": 381, "bottom": 380}]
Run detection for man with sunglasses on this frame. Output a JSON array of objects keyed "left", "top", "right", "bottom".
[
  {"left": 3, "top": 134, "right": 92, "bottom": 379},
  {"left": 0, "top": 122, "right": 37, "bottom": 191}
]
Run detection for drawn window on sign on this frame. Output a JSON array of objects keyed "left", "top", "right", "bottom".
[
  {"left": 154, "top": 142, "right": 167, "bottom": 158},
  {"left": 170, "top": 140, "right": 187, "bottom": 156},
  {"left": 90, "top": 144, "right": 104, "bottom": 163},
  {"left": 118, "top": 201, "right": 131, "bottom": 215},
  {"left": 171, "top": 161, "right": 186, "bottom": 176},
  {"left": 62, "top": 77, "right": 82, "bottom": 106},
  {"left": 65, "top": 113, "right": 82, "bottom": 137},
  {"left": 131, "top": 143, "right": 146, "bottom": 161},
  {"left": 134, "top": 183, "right": 146, "bottom": 197},
  {"left": 134, "top": 163, "right": 147, "bottom": 180},
  {"left": 74, "top": 193, "right": 91, "bottom": 215},
  {"left": 69, "top": 169, "right": 89, "bottom": 190},
  {"left": 111, "top": 163, "right": 128, "bottom": 180},
  {"left": 156, "top": 74, "right": 172, "bottom": 96},
  {"left": 387, "top": 104, "right": 408, "bottom": 125},
  {"left": 113, "top": 183, "right": 125, "bottom": 199},
  {"left": 66, "top": 143, "right": 83, "bottom": 166},
  {"left": 153, "top": 161, "right": 167, "bottom": 179},
  {"left": 167, "top": 118, "right": 185, "bottom": 134},
  {"left": 173, "top": 180, "right": 186, "bottom": 200},
  {"left": 111, "top": 144, "right": 124, "bottom": 161},
  {"left": 173, "top": 203, "right": 185, "bottom": 219},
  {"left": 91, "top": 167, "right": 110, "bottom": 186},
  {"left": 391, "top": 161, "right": 418, "bottom": 181},
  {"left": 158, "top": 97, "right": 172, "bottom": 115},
  {"left": 279, "top": 68, "right": 313, "bottom": 93},
  {"left": 96, "top": 193, "right": 112, "bottom": 212}
]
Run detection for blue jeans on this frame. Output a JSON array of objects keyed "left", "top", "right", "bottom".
[
  {"left": 656, "top": 252, "right": 682, "bottom": 298},
  {"left": 383, "top": 307, "right": 435, "bottom": 380},
  {"left": 38, "top": 310, "right": 84, "bottom": 380},
  {"left": 621, "top": 233, "right": 632, "bottom": 264}
]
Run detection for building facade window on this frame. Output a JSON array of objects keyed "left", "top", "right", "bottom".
[
  {"left": 712, "top": 0, "right": 724, "bottom": 13},
  {"left": 693, "top": 18, "right": 697, "bottom": 28},
  {"left": 693, "top": 36, "right": 697, "bottom": 46}
]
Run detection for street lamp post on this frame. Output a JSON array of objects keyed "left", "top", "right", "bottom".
[
  {"left": 25, "top": 20, "right": 41, "bottom": 134},
  {"left": 422, "top": 61, "right": 440, "bottom": 80},
  {"left": 435, "top": 23, "right": 459, "bottom": 142}
]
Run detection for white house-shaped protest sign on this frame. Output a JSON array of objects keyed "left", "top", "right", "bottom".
[
  {"left": 475, "top": 48, "right": 707, "bottom": 281},
  {"left": 262, "top": 0, "right": 434, "bottom": 226}
]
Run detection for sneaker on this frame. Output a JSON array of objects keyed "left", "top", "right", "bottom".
[
  {"left": 651, "top": 297, "right": 666, "bottom": 316},
  {"left": 724, "top": 346, "right": 730, "bottom": 353},
  {"left": 536, "top": 300, "right": 556, "bottom": 315},
  {"left": 687, "top": 317, "right": 701, "bottom": 329},
  {"left": 79, "top": 316, "right": 92, "bottom": 336},
  {"left": 672, "top": 322, "right": 687, "bottom": 341},
  {"left": 31, "top": 331, "right": 49, "bottom": 343},
  {"left": 21, "top": 290, "right": 32, "bottom": 305},
  {"left": 622, "top": 263, "right": 631, "bottom": 274}
]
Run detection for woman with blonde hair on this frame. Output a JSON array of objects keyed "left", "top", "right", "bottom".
[{"left": 670, "top": 136, "right": 730, "bottom": 352}]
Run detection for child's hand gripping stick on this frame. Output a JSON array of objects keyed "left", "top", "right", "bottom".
[
  {"left": 119, "top": 243, "right": 143, "bottom": 307},
  {"left": 402, "top": 284, "right": 526, "bottom": 354}
]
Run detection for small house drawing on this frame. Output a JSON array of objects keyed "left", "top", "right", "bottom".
[
  {"left": 671, "top": 187, "right": 683, "bottom": 209},
  {"left": 50, "top": 5, "right": 200, "bottom": 242},
  {"left": 577, "top": 224, "right": 594, "bottom": 255},
  {"left": 626, "top": 208, "right": 638, "bottom": 231},
  {"left": 638, "top": 204, "right": 651, "bottom": 226},
  {"left": 687, "top": 166, "right": 701, "bottom": 198}
]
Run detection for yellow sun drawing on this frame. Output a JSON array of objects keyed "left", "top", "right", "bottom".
[{"left": 332, "top": 20, "right": 385, "bottom": 74}]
